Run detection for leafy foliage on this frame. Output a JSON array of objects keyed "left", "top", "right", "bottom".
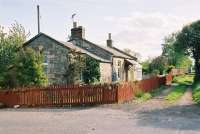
[
  {"left": 141, "top": 59, "right": 151, "bottom": 75},
  {"left": 65, "top": 50, "right": 85, "bottom": 85},
  {"left": 192, "top": 83, "right": 200, "bottom": 104},
  {"left": 174, "top": 20, "right": 200, "bottom": 82},
  {"left": 0, "top": 22, "right": 47, "bottom": 88},
  {"left": 83, "top": 56, "right": 100, "bottom": 84},
  {"left": 149, "top": 56, "right": 168, "bottom": 75},
  {"left": 65, "top": 50, "right": 100, "bottom": 84},
  {"left": 162, "top": 32, "right": 192, "bottom": 69},
  {"left": 15, "top": 49, "right": 47, "bottom": 86}
]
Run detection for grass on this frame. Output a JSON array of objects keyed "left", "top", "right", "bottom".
[
  {"left": 165, "top": 74, "right": 194, "bottom": 103},
  {"left": 165, "top": 85, "right": 187, "bottom": 103},
  {"left": 134, "top": 90, "right": 152, "bottom": 103},
  {"left": 134, "top": 74, "right": 194, "bottom": 104},
  {"left": 134, "top": 86, "right": 166, "bottom": 104},
  {"left": 173, "top": 74, "right": 194, "bottom": 85}
]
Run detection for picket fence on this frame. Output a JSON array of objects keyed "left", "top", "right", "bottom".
[{"left": 0, "top": 74, "right": 173, "bottom": 107}]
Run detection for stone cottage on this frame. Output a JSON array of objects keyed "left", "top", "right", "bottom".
[
  {"left": 23, "top": 23, "right": 142, "bottom": 85},
  {"left": 23, "top": 33, "right": 111, "bottom": 84},
  {"left": 69, "top": 22, "right": 142, "bottom": 82}
]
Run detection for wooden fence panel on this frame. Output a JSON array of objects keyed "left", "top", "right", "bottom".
[{"left": 0, "top": 74, "right": 173, "bottom": 107}]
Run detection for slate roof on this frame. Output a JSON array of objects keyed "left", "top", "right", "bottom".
[
  {"left": 23, "top": 33, "right": 111, "bottom": 63},
  {"left": 70, "top": 38, "right": 138, "bottom": 61},
  {"left": 59, "top": 41, "right": 111, "bottom": 63}
]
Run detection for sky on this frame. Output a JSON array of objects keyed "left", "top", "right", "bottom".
[{"left": 0, "top": 0, "right": 200, "bottom": 60}]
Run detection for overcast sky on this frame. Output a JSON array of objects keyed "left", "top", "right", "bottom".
[{"left": 0, "top": 0, "right": 199, "bottom": 60}]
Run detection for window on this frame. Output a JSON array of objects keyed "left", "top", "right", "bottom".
[
  {"left": 117, "top": 68, "right": 121, "bottom": 79},
  {"left": 118, "top": 61, "right": 121, "bottom": 66}
]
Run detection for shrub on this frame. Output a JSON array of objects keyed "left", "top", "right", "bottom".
[
  {"left": 192, "top": 83, "right": 200, "bottom": 104},
  {"left": 135, "top": 90, "right": 145, "bottom": 98},
  {"left": 142, "top": 93, "right": 152, "bottom": 100},
  {"left": 134, "top": 90, "right": 152, "bottom": 103}
]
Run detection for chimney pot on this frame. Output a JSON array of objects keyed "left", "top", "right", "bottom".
[
  {"left": 108, "top": 33, "right": 112, "bottom": 40},
  {"left": 73, "top": 22, "right": 77, "bottom": 28},
  {"left": 71, "top": 23, "right": 85, "bottom": 39},
  {"left": 107, "top": 33, "right": 113, "bottom": 47}
]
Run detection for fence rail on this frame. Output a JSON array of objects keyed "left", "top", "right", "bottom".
[{"left": 0, "top": 74, "right": 173, "bottom": 107}]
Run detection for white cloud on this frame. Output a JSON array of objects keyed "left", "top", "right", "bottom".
[{"left": 105, "top": 12, "right": 195, "bottom": 60}]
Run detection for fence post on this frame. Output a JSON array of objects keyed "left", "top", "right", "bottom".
[{"left": 115, "top": 84, "right": 119, "bottom": 103}]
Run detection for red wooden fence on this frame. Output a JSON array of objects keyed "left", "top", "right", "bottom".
[
  {"left": 0, "top": 74, "right": 173, "bottom": 107},
  {"left": 116, "top": 74, "right": 171, "bottom": 103}
]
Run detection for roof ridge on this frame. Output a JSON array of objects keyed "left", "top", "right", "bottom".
[
  {"left": 78, "top": 38, "right": 138, "bottom": 60},
  {"left": 112, "top": 47, "right": 137, "bottom": 61},
  {"left": 23, "top": 33, "right": 110, "bottom": 63},
  {"left": 82, "top": 39, "right": 113, "bottom": 55}
]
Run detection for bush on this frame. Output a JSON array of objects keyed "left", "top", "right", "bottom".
[
  {"left": 135, "top": 90, "right": 152, "bottom": 103},
  {"left": 142, "top": 93, "right": 152, "bottom": 100},
  {"left": 135, "top": 90, "right": 145, "bottom": 98},
  {"left": 192, "top": 83, "right": 200, "bottom": 104}
]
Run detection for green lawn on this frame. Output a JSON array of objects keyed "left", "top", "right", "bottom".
[
  {"left": 173, "top": 74, "right": 194, "bottom": 85},
  {"left": 165, "top": 85, "right": 187, "bottom": 103},
  {"left": 165, "top": 74, "right": 194, "bottom": 103}
]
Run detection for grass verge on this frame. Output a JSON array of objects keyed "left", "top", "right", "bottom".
[
  {"left": 165, "top": 85, "right": 187, "bottom": 103},
  {"left": 134, "top": 86, "right": 166, "bottom": 104}
]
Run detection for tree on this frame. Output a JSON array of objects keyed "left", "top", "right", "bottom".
[
  {"left": 162, "top": 32, "right": 192, "bottom": 69},
  {"left": 0, "top": 22, "right": 47, "bottom": 88},
  {"left": 149, "top": 56, "right": 168, "bottom": 75},
  {"left": 141, "top": 59, "right": 151, "bottom": 75},
  {"left": 15, "top": 48, "right": 47, "bottom": 86},
  {"left": 174, "top": 20, "right": 200, "bottom": 82},
  {"left": 162, "top": 32, "right": 178, "bottom": 66}
]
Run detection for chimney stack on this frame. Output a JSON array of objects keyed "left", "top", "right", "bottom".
[
  {"left": 71, "top": 22, "right": 85, "bottom": 39},
  {"left": 107, "top": 33, "right": 113, "bottom": 47}
]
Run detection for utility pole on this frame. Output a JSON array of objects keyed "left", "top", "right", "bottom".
[{"left": 37, "top": 5, "right": 40, "bottom": 34}]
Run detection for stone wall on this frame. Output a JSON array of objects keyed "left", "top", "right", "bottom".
[
  {"left": 25, "top": 34, "right": 69, "bottom": 85},
  {"left": 100, "top": 63, "right": 112, "bottom": 83}
]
